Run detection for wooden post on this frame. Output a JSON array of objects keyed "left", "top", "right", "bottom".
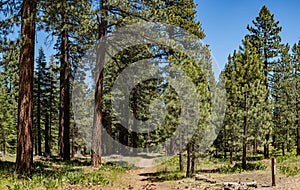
[{"left": 272, "top": 157, "right": 276, "bottom": 186}]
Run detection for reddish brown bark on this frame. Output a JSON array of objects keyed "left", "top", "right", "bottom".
[
  {"left": 58, "top": 28, "right": 70, "bottom": 161},
  {"left": 58, "top": 29, "right": 70, "bottom": 160},
  {"left": 91, "top": 0, "right": 108, "bottom": 167},
  {"left": 16, "top": 0, "right": 37, "bottom": 174},
  {"left": 91, "top": 68, "right": 104, "bottom": 167}
]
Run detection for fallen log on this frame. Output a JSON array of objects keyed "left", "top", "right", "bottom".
[
  {"left": 223, "top": 181, "right": 257, "bottom": 189},
  {"left": 195, "top": 174, "right": 217, "bottom": 183}
]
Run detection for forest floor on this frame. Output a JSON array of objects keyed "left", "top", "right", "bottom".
[
  {"left": 1, "top": 153, "right": 300, "bottom": 189},
  {"left": 77, "top": 153, "right": 300, "bottom": 190}
]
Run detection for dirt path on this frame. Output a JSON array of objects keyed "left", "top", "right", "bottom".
[
  {"left": 99, "top": 157, "right": 177, "bottom": 190},
  {"left": 135, "top": 158, "right": 155, "bottom": 168}
]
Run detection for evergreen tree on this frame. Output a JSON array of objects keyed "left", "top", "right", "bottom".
[
  {"left": 44, "top": 56, "right": 60, "bottom": 157},
  {"left": 272, "top": 44, "right": 295, "bottom": 155},
  {"left": 0, "top": 39, "right": 19, "bottom": 155},
  {"left": 34, "top": 47, "right": 47, "bottom": 156},
  {"left": 223, "top": 37, "right": 269, "bottom": 169},
  {"left": 16, "top": 0, "right": 37, "bottom": 174},
  {"left": 292, "top": 41, "right": 300, "bottom": 156},
  {"left": 40, "top": 0, "right": 93, "bottom": 161},
  {"left": 247, "top": 5, "right": 284, "bottom": 158}
]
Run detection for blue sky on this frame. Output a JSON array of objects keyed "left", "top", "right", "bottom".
[
  {"left": 34, "top": 1, "right": 300, "bottom": 72},
  {"left": 196, "top": 0, "right": 300, "bottom": 70}
]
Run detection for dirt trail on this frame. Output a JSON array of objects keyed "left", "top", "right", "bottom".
[
  {"left": 99, "top": 157, "right": 175, "bottom": 190},
  {"left": 135, "top": 158, "right": 155, "bottom": 168}
]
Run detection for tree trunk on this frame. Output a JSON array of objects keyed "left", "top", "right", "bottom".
[
  {"left": 242, "top": 90, "right": 248, "bottom": 170},
  {"left": 179, "top": 152, "right": 183, "bottom": 172},
  {"left": 71, "top": 124, "right": 75, "bottom": 158},
  {"left": 1, "top": 124, "right": 6, "bottom": 155},
  {"left": 297, "top": 95, "right": 300, "bottom": 156},
  {"left": 49, "top": 80, "right": 53, "bottom": 155},
  {"left": 230, "top": 146, "right": 233, "bottom": 164},
  {"left": 191, "top": 145, "right": 195, "bottom": 175},
  {"left": 253, "top": 139, "right": 257, "bottom": 155},
  {"left": 44, "top": 113, "right": 51, "bottom": 157},
  {"left": 132, "top": 97, "right": 138, "bottom": 155},
  {"left": 37, "top": 80, "right": 42, "bottom": 156},
  {"left": 106, "top": 117, "right": 112, "bottom": 155},
  {"left": 281, "top": 142, "right": 285, "bottom": 156},
  {"left": 186, "top": 143, "right": 191, "bottom": 177},
  {"left": 263, "top": 46, "right": 270, "bottom": 159},
  {"left": 169, "top": 137, "right": 174, "bottom": 155},
  {"left": 58, "top": 28, "right": 70, "bottom": 161},
  {"left": 34, "top": 134, "right": 37, "bottom": 156},
  {"left": 264, "top": 134, "right": 270, "bottom": 159},
  {"left": 91, "top": 0, "right": 108, "bottom": 166},
  {"left": 16, "top": 0, "right": 37, "bottom": 174},
  {"left": 92, "top": 67, "right": 103, "bottom": 166},
  {"left": 297, "top": 127, "right": 300, "bottom": 156}
]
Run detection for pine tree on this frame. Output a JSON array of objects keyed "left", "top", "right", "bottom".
[
  {"left": 223, "top": 37, "right": 269, "bottom": 169},
  {"left": 41, "top": 0, "right": 93, "bottom": 161},
  {"left": 34, "top": 47, "right": 48, "bottom": 156},
  {"left": 292, "top": 41, "right": 300, "bottom": 156},
  {"left": 0, "top": 39, "right": 19, "bottom": 155},
  {"left": 272, "top": 44, "right": 295, "bottom": 155},
  {"left": 44, "top": 56, "right": 60, "bottom": 157},
  {"left": 247, "top": 5, "right": 284, "bottom": 158},
  {"left": 16, "top": 0, "right": 37, "bottom": 174}
]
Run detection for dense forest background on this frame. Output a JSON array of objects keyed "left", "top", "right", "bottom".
[{"left": 0, "top": 0, "right": 299, "bottom": 179}]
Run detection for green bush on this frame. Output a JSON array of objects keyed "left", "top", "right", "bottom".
[
  {"left": 279, "top": 166, "right": 300, "bottom": 177},
  {"left": 43, "top": 178, "right": 59, "bottom": 189},
  {"left": 219, "top": 161, "right": 267, "bottom": 174}
]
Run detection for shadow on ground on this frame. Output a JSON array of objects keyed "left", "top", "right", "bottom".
[{"left": 139, "top": 170, "right": 185, "bottom": 182}]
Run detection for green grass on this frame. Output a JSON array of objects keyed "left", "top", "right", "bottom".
[
  {"left": 218, "top": 161, "right": 267, "bottom": 174},
  {"left": 0, "top": 157, "right": 127, "bottom": 190},
  {"left": 151, "top": 156, "right": 186, "bottom": 181},
  {"left": 276, "top": 151, "right": 300, "bottom": 176}
]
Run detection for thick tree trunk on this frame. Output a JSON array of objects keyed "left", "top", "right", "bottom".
[
  {"left": 91, "top": 0, "right": 108, "bottom": 166},
  {"left": 16, "top": 0, "right": 36, "bottom": 174},
  {"left": 179, "top": 152, "right": 183, "bottom": 172},
  {"left": 92, "top": 68, "right": 103, "bottom": 166},
  {"left": 191, "top": 145, "right": 195, "bottom": 175},
  {"left": 58, "top": 28, "right": 70, "bottom": 161},
  {"left": 242, "top": 143, "right": 247, "bottom": 169},
  {"left": 297, "top": 127, "right": 300, "bottom": 156}
]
